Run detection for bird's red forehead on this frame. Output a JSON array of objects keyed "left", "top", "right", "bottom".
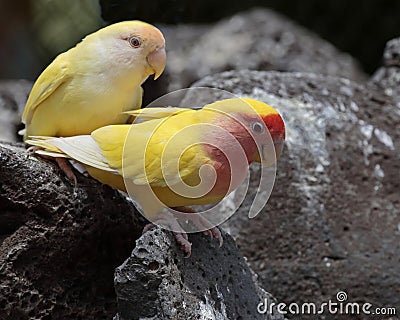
[
  {"left": 262, "top": 113, "right": 286, "bottom": 141},
  {"left": 241, "top": 112, "right": 285, "bottom": 140}
]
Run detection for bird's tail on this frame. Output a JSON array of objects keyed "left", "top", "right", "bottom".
[
  {"left": 26, "top": 135, "right": 117, "bottom": 173},
  {"left": 26, "top": 136, "right": 69, "bottom": 158}
]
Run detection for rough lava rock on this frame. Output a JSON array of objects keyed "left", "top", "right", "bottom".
[
  {"left": 114, "top": 229, "right": 285, "bottom": 320},
  {"left": 146, "top": 8, "right": 366, "bottom": 104},
  {"left": 0, "top": 132, "right": 285, "bottom": 318},
  {"left": 192, "top": 69, "right": 400, "bottom": 319},
  {"left": 0, "top": 80, "right": 31, "bottom": 142},
  {"left": 0, "top": 141, "right": 285, "bottom": 320},
  {"left": 0, "top": 142, "right": 142, "bottom": 319}
]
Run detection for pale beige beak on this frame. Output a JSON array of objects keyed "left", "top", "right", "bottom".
[
  {"left": 274, "top": 141, "right": 284, "bottom": 160},
  {"left": 147, "top": 46, "right": 166, "bottom": 80},
  {"left": 259, "top": 141, "right": 284, "bottom": 166}
]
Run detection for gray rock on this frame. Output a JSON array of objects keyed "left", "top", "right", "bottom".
[
  {"left": 0, "top": 80, "right": 31, "bottom": 142},
  {"left": 154, "top": 8, "right": 366, "bottom": 99},
  {"left": 193, "top": 69, "right": 400, "bottom": 318},
  {"left": 0, "top": 142, "right": 143, "bottom": 319},
  {"left": 370, "top": 37, "right": 400, "bottom": 101},
  {"left": 0, "top": 121, "right": 285, "bottom": 319},
  {"left": 114, "top": 228, "right": 285, "bottom": 320}
]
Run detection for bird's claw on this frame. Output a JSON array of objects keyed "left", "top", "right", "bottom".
[
  {"left": 55, "top": 158, "right": 77, "bottom": 185},
  {"left": 173, "top": 207, "right": 224, "bottom": 248},
  {"left": 26, "top": 146, "right": 39, "bottom": 156},
  {"left": 142, "top": 223, "right": 157, "bottom": 234},
  {"left": 173, "top": 232, "right": 192, "bottom": 257},
  {"left": 142, "top": 219, "right": 192, "bottom": 256},
  {"left": 209, "top": 226, "right": 223, "bottom": 247},
  {"left": 142, "top": 207, "right": 224, "bottom": 257}
]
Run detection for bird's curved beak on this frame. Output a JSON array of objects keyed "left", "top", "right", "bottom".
[
  {"left": 257, "top": 140, "right": 285, "bottom": 166},
  {"left": 273, "top": 141, "right": 284, "bottom": 160},
  {"left": 147, "top": 46, "right": 166, "bottom": 80}
]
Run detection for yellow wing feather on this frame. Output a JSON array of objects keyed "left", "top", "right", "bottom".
[
  {"left": 124, "top": 106, "right": 191, "bottom": 122},
  {"left": 90, "top": 111, "right": 210, "bottom": 187},
  {"left": 27, "top": 109, "right": 216, "bottom": 191},
  {"left": 22, "top": 53, "right": 71, "bottom": 125}
]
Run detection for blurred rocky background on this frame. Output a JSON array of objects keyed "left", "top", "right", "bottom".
[
  {"left": 1, "top": 0, "right": 400, "bottom": 77},
  {"left": 1, "top": 1, "right": 400, "bottom": 319}
]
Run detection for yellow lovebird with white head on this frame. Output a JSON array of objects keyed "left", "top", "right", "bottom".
[
  {"left": 26, "top": 98, "right": 285, "bottom": 256},
  {"left": 21, "top": 21, "right": 166, "bottom": 139}
]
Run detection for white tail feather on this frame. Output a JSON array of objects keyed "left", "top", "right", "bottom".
[{"left": 27, "top": 136, "right": 118, "bottom": 174}]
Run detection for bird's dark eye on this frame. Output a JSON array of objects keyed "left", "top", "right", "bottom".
[
  {"left": 251, "top": 121, "right": 265, "bottom": 134},
  {"left": 129, "top": 37, "right": 141, "bottom": 48}
]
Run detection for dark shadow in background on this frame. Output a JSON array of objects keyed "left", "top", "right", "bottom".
[
  {"left": 100, "top": 0, "right": 400, "bottom": 75},
  {"left": 1, "top": 0, "right": 400, "bottom": 79}
]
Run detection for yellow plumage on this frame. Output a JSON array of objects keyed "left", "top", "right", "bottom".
[
  {"left": 27, "top": 98, "right": 285, "bottom": 220},
  {"left": 21, "top": 21, "right": 166, "bottom": 139}
]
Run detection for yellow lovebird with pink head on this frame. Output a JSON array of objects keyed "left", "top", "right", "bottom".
[{"left": 27, "top": 98, "right": 285, "bottom": 256}]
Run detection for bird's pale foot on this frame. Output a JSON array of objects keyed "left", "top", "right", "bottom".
[
  {"left": 142, "top": 223, "right": 157, "bottom": 234},
  {"left": 142, "top": 216, "right": 192, "bottom": 257},
  {"left": 173, "top": 206, "right": 223, "bottom": 248},
  {"left": 26, "top": 145, "right": 39, "bottom": 156},
  {"left": 142, "top": 207, "right": 223, "bottom": 256},
  {"left": 55, "top": 158, "right": 77, "bottom": 185}
]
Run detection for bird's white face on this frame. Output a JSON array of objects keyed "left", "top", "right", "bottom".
[{"left": 92, "top": 21, "right": 167, "bottom": 81}]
